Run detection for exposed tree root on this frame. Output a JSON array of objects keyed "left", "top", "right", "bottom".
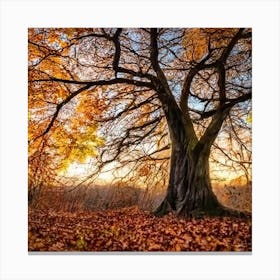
[
  {"left": 154, "top": 199, "right": 251, "bottom": 220},
  {"left": 153, "top": 199, "right": 174, "bottom": 217},
  {"left": 189, "top": 205, "right": 251, "bottom": 220}
]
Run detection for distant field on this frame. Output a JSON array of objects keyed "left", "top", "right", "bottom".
[
  {"left": 28, "top": 183, "right": 252, "bottom": 213},
  {"left": 213, "top": 184, "right": 252, "bottom": 213}
]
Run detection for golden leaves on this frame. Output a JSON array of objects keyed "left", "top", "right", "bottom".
[
  {"left": 28, "top": 43, "right": 43, "bottom": 63},
  {"left": 51, "top": 125, "right": 104, "bottom": 173},
  {"left": 76, "top": 89, "right": 108, "bottom": 120},
  {"left": 47, "top": 32, "right": 60, "bottom": 44},
  {"left": 38, "top": 57, "right": 69, "bottom": 80},
  {"left": 247, "top": 111, "right": 252, "bottom": 124},
  {"left": 46, "top": 29, "right": 71, "bottom": 49},
  {"left": 183, "top": 28, "right": 208, "bottom": 61},
  {"left": 138, "top": 165, "right": 151, "bottom": 176},
  {"left": 28, "top": 29, "right": 72, "bottom": 80},
  {"left": 183, "top": 28, "right": 238, "bottom": 62},
  {"left": 76, "top": 235, "right": 88, "bottom": 250}
]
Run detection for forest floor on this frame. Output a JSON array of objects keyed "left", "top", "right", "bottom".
[{"left": 28, "top": 206, "right": 251, "bottom": 252}]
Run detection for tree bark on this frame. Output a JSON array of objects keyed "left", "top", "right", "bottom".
[
  {"left": 154, "top": 107, "right": 248, "bottom": 218},
  {"left": 155, "top": 142, "right": 249, "bottom": 218},
  {"left": 155, "top": 138, "right": 219, "bottom": 216}
]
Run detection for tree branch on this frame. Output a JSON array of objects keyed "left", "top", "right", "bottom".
[
  {"left": 112, "top": 28, "right": 122, "bottom": 76},
  {"left": 150, "top": 28, "right": 198, "bottom": 144},
  {"left": 30, "top": 76, "right": 154, "bottom": 88},
  {"left": 191, "top": 92, "right": 252, "bottom": 119},
  {"left": 30, "top": 76, "right": 155, "bottom": 142},
  {"left": 31, "top": 83, "right": 93, "bottom": 142},
  {"left": 193, "top": 90, "right": 251, "bottom": 156}
]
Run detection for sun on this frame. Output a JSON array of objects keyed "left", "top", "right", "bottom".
[
  {"left": 64, "top": 162, "right": 88, "bottom": 177},
  {"left": 61, "top": 160, "right": 118, "bottom": 183}
]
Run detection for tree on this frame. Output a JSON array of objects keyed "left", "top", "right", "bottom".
[{"left": 28, "top": 28, "right": 252, "bottom": 217}]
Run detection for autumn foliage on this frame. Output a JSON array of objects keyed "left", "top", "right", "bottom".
[
  {"left": 28, "top": 28, "right": 252, "bottom": 251},
  {"left": 29, "top": 206, "right": 251, "bottom": 252}
]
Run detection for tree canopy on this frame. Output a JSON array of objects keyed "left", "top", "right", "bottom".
[{"left": 28, "top": 28, "right": 251, "bottom": 215}]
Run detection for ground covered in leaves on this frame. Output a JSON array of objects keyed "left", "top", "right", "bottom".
[{"left": 28, "top": 206, "right": 251, "bottom": 252}]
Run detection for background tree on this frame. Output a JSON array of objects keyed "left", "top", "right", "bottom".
[{"left": 28, "top": 28, "right": 252, "bottom": 217}]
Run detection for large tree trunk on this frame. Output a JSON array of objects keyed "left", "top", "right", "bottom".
[
  {"left": 155, "top": 141, "right": 221, "bottom": 217},
  {"left": 154, "top": 103, "right": 247, "bottom": 218}
]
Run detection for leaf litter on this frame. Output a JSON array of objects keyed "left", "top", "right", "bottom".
[{"left": 28, "top": 206, "right": 251, "bottom": 252}]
